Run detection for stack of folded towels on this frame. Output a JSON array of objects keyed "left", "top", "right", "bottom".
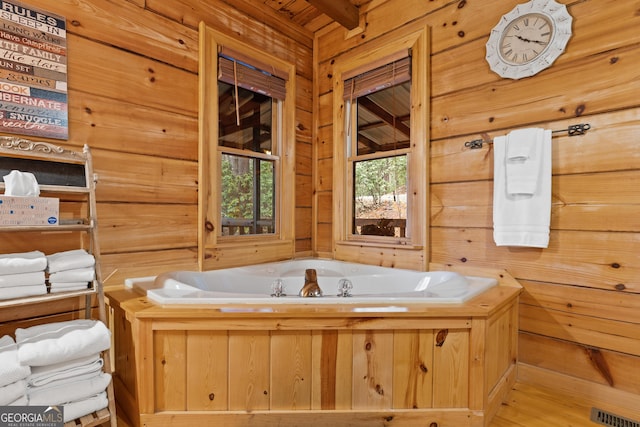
[
  {"left": 16, "top": 319, "right": 112, "bottom": 422},
  {"left": 47, "top": 249, "right": 96, "bottom": 293},
  {"left": 0, "top": 335, "right": 31, "bottom": 405},
  {"left": 0, "top": 251, "right": 48, "bottom": 300}
]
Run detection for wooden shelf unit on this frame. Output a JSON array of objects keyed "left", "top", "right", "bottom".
[{"left": 0, "top": 137, "right": 116, "bottom": 427}]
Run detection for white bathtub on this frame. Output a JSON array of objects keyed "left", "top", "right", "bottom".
[{"left": 129, "top": 259, "right": 497, "bottom": 305}]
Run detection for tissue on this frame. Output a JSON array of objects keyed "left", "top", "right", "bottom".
[
  {"left": 3, "top": 170, "right": 40, "bottom": 196},
  {"left": 1, "top": 170, "right": 58, "bottom": 226}
]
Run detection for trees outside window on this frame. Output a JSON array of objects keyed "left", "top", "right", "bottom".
[{"left": 218, "top": 80, "right": 278, "bottom": 236}]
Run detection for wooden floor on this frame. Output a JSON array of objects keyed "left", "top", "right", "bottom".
[
  {"left": 490, "top": 382, "right": 603, "bottom": 427},
  {"left": 112, "top": 381, "right": 610, "bottom": 426}
]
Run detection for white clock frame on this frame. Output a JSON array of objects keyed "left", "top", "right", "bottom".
[{"left": 485, "top": 0, "right": 572, "bottom": 80}]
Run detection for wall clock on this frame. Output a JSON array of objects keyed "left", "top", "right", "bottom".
[{"left": 485, "top": 0, "right": 572, "bottom": 80}]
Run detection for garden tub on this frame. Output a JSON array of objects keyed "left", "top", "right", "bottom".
[
  {"left": 111, "top": 261, "right": 522, "bottom": 427},
  {"left": 134, "top": 259, "right": 498, "bottom": 305}
]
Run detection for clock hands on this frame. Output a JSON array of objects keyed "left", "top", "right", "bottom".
[{"left": 516, "top": 35, "right": 547, "bottom": 45}]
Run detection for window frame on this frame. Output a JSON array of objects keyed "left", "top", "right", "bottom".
[
  {"left": 199, "top": 23, "right": 296, "bottom": 270},
  {"left": 332, "top": 25, "right": 430, "bottom": 270}
]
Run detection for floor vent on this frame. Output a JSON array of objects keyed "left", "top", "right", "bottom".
[{"left": 591, "top": 407, "right": 640, "bottom": 427}]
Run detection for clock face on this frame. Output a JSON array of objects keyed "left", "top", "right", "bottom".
[
  {"left": 485, "top": 0, "right": 573, "bottom": 79},
  {"left": 499, "top": 13, "right": 553, "bottom": 65}
]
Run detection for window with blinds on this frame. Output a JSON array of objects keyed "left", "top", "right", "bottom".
[
  {"left": 199, "top": 23, "right": 297, "bottom": 270},
  {"left": 344, "top": 54, "right": 411, "bottom": 239},
  {"left": 217, "top": 51, "right": 285, "bottom": 236}
]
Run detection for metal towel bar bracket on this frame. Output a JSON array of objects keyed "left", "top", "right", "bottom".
[{"left": 464, "top": 123, "right": 591, "bottom": 149}]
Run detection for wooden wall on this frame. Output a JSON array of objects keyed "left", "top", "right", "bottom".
[
  {"left": 314, "top": 0, "right": 640, "bottom": 412},
  {"left": 2, "top": 0, "right": 315, "bottom": 287}
]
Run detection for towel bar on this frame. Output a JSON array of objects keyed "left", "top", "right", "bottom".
[{"left": 464, "top": 123, "right": 591, "bottom": 149}]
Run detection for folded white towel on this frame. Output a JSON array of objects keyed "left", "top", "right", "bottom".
[
  {"left": 29, "top": 354, "right": 103, "bottom": 387},
  {"left": 505, "top": 128, "right": 545, "bottom": 195},
  {"left": 28, "top": 372, "right": 111, "bottom": 406},
  {"left": 0, "top": 271, "right": 46, "bottom": 288},
  {"left": 0, "top": 284, "right": 47, "bottom": 301},
  {"left": 0, "top": 251, "right": 47, "bottom": 275},
  {"left": 49, "top": 282, "right": 91, "bottom": 293},
  {"left": 0, "top": 379, "right": 27, "bottom": 405},
  {"left": 46, "top": 249, "right": 95, "bottom": 273},
  {"left": 62, "top": 391, "right": 108, "bottom": 422},
  {"left": 8, "top": 395, "right": 28, "bottom": 406},
  {"left": 29, "top": 363, "right": 102, "bottom": 391},
  {"left": 48, "top": 267, "right": 95, "bottom": 283},
  {"left": 30, "top": 354, "right": 100, "bottom": 379},
  {"left": 506, "top": 128, "right": 538, "bottom": 160},
  {"left": 0, "top": 335, "right": 31, "bottom": 387},
  {"left": 493, "top": 129, "right": 552, "bottom": 248},
  {"left": 16, "top": 319, "right": 111, "bottom": 366}
]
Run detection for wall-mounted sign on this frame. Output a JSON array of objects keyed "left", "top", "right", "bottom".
[{"left": 0, "top": 0, "right": 67, "bottom": 140}]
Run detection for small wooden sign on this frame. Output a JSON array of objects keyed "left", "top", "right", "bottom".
[{"left": 0, "top": 1, "right": 68, "bottom": 140}]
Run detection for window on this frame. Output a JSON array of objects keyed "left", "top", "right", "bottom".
[
  {"left": 345, "top": 57, "right": 411, "bottom": 239},
  {"left": 332, "top": 26, "right": 430, "bottom": 269},
  {"left": 217, "top": 77, "right": 279, "bottom": 235},
  {"left": 199, "top": 24, "right": 296, "bottom": 269}
]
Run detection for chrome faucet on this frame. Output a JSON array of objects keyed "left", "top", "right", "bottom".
[{"left": 299, "top": 268, "right": 323, "bottom": 297}]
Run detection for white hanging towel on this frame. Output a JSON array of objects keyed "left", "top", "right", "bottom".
[
  {"left": 493, "top": 127, "right": 552, "bottom": 248},
  {"left": 505, "top": 128, "right": 544, "bottom": 195}
]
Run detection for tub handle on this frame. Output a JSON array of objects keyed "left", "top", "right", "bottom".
[
  {"left": 271, "top": 279, "right": 286, "bottom": 297},
  {"left": 337, "top": 278, "right": 353, "bottom": 297}
]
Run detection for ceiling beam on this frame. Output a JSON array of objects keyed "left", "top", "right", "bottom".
[
  {"left": 306, "top": 0, "right": 359, "bottom": 30},
  {"left": 358, "top": 97, "right": 411, "bottom": 138}
]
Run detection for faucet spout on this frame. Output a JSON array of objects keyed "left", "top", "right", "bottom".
[{"left": 299, "top": 268, "right": 323, "bottom": 297}]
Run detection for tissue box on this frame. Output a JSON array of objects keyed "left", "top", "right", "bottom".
[{"left": 0, "top": 195, "right": 59, "bottom": 226}]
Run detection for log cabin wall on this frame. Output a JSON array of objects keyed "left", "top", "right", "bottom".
[
  {"left": 0, "top": 0, "right": 314, "bottom": 286},
  {"left": 314, "top": 0, "right": 640, "bottom": 411}
]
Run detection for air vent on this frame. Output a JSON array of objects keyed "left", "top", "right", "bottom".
[{"left": 591, "top": 407, "right": 640, "bottom": 427}]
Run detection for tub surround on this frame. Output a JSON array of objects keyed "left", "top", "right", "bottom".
[{"left": 107, "top": 263, "right": 522, "bottom": 427}]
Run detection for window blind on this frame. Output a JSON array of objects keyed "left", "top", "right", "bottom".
[
  {"left": 218, "top": 55, "right": 287, "bottom": 100},
  {"left": 343, "top": 56, "right": 411, "bottom": 100}
]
